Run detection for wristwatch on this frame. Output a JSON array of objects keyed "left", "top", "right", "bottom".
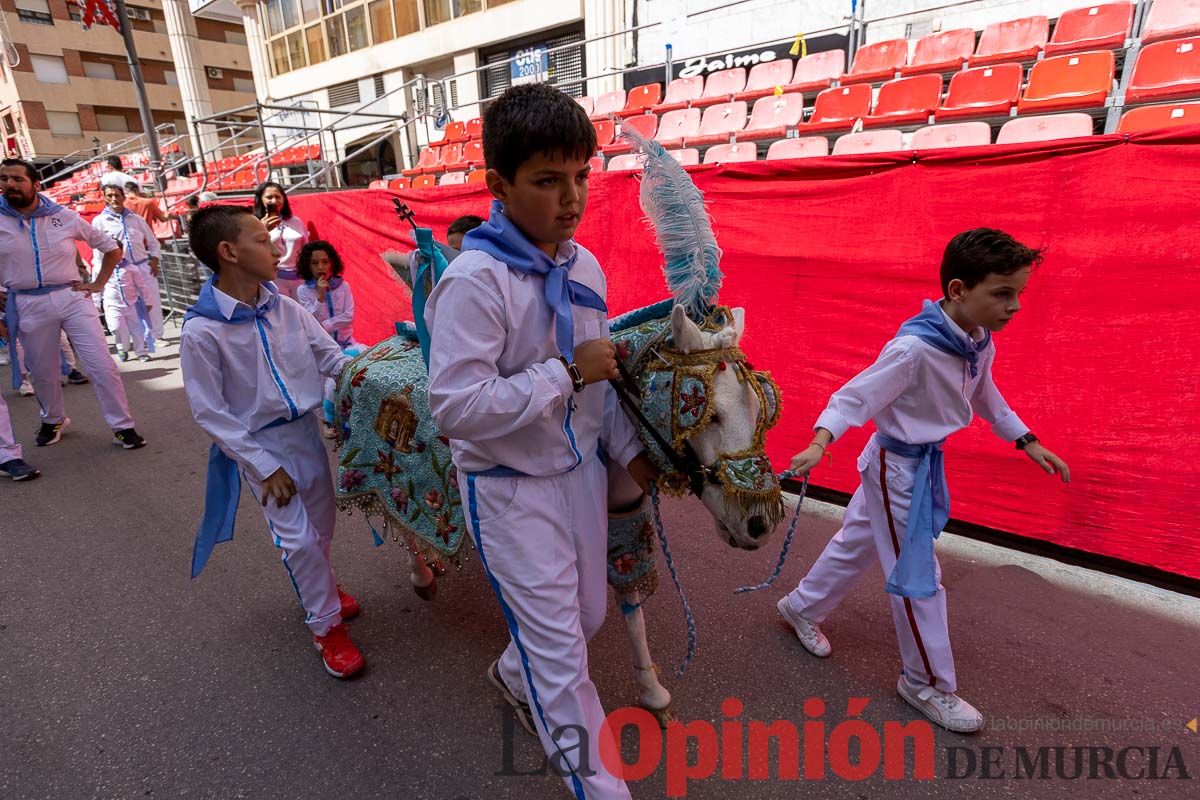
[
  {"left": 1014, "top": 433, "right": 1039, "bottom": 450},
  {"left": 558, "top": 356, "right": 586, "bottom": 393}
]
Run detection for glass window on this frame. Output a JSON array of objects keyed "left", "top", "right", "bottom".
[
  {"left": 233, "top": 77, "right": 256, "bottom": 93},
  {"left": 287, "top": 31, "right": 307, "bottom": 69},
  {"left": 264, "top": 0, "right": 284, "bottom": 35},
  {"left": 300, "top": 0, "right": 320, "bottom": 23},
  {"left": 280, "top": 0, "right": 300, "bottom": 29},
  {"left": 305, "top": 25, "right": 326, "bottom": 64},
  {"left": 226, "top": 30, "right": 248, "bottom": 45},
  {"left": 345, "top": 5, "right": 368, "bottom": 51},
  {"left": 393, "top": 0, "right": 418, "bottom": 35},
  {"left": 30, "top": 54, "right": 69, "bottom": 84},
  {"left": 47, "top": 111, "right": 82, "bottom": 137},
  {"left": 327, "top": 13, "right": 347, "bottom": 58},
  {"left": 96, "top": 113, "right": 129, "bottom": 133},
  {"left": 369, "top": 0, "right": 394, "bottom": 43},
  {"left": 271, "top": 38, "right": 290, "bottom": 75},
  {"left": 83, "top": 61, "right": 117, "bottom": 80},
  {"left": 422, "top": 0, "right": 448, "bottom": 26},
  {"left": 164, "top": 70, "right": 179, "bottom": 87},
  {"left": 454, "top": 0, "right": 481, "bottom": 15}
]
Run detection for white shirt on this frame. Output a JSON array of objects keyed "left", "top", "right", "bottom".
[
  {"left": 425, "top": 241, "right": 643, "bottom": 476},
  {"left": 0, "top": 197, "right": 119, "bottom": 291},
  {"left": 91, "top": 208, "right": 160, "bottom": 271},
  {"left": 815, "top": 303, "right": 1029, "bottom": 445},
  {"left": 270, "top": 215, "right": 309, "bottom": 277},
  {"left": 297, "top": 279, "right": 356, "bottom": 346},
  {"left": 180, "top": 285, "right": 350, "bottom": 481}
]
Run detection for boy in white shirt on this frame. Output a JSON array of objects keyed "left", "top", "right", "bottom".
[
  {"left": 180, "top": 205, "right": 365, "bottom": 679},
  {"left": 778, "top": 228, "right": 1070, "bottom": 733}
]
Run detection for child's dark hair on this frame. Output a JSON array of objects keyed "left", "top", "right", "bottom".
[
  {"left": 189, "top": 205, "right": 254, "bottom": 273},
  {"left": 447, "top": 214, "right": 485, "bottom": 238},
  {"left": 940, "top": 228, "right": 1043, "bottom": 297},
  {"left": 253, "top": 181, "right": 293, "bottom": 219},
  {"left": 296, "top": 240, "right": 344, "bottom": 281},
  {"left": 482, "top": 84, "right": 597, "bottom": 181}
]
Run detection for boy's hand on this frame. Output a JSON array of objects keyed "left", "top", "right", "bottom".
[
  {"left": 149, "top": 257, "right": 160, "bottom": 278},
  {"left": 262, "top": 467, "right": 298, "bottom": 508},
  {"left": 626, "top": 452, "right": 661, "bottom": 494},
  {"left": 788, "top": 444, "right": 827, "bottom": 477},
  {"left": 71, "top": 280, "right": 103, "bottom": 295},
  {"left": 1024, "top": 442, "right": 1071, "bottom": 483},
  {"left": 572, "top": 338, "right": 619, "bottom": 385}
]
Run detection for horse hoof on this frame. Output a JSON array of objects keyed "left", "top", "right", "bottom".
[
  {"left": 640, "top": 701, "right": 676, "bottom": 728},
  {"left": 413, "top": 578, "right": 438, "bottom": 601}
]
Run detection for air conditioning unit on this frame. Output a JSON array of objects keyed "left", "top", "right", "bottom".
[
  {"left": 206, "top": 67, "right": 224, "bottom": 79},
  {"left": 128, "top": 6, "right": 151, "bottom": 21}
]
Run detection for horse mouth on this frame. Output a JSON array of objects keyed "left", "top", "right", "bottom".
[{"left": 718, "top": 521, "right": 760, "bottom": 551}]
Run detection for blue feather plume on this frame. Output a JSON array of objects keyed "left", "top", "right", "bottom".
[{"left": 619, "top": 127, "right": 723, "bottom": 319}]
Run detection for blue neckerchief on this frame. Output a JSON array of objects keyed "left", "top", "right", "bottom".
[
  {"left": 184, "top": 276, "right": 286, "bottom": 578},
  {"left": 896, "top": 299, "right": 991, "bottom": 378},
  {"left": 877, "top": 434, "right": 950, "bottom": 599},
  {"left": 0, "top": 194, "right": 65, "bottom": 223},
  {"left": 461, "top": 199, "right": 606, "bottom": 361},
  {"left": 302, "top": 277, "right": 349, "bottom": 346}
]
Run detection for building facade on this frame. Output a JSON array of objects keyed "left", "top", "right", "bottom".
[{"left": 0, "top": 0, "right": 257, "bottom": 164}]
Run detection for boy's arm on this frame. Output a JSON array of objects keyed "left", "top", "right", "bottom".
[
  {"left": 970, "top": 358, "right": 1029, "bottom": 442},
  {"left": 294, "top": 285, "right": 320, "bottom": 315},
  {"left": 297, "top": 306, "right": 351, "bottom": 378},
  {"left": 815, "top": 338, "right": 918, "bottom": 441},
  {"left": 600, "top": 381, "right": 645, "bottom": 469},
  {"left": 426, "top": 273, "right": 573, "bottom": 442},
  {"left": 180, "top": 331, "right": 282, "bottom": 482}
]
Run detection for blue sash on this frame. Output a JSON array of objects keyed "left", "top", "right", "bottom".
[{"left": 876, "top": 433, "right": 949, "bottom": 599}]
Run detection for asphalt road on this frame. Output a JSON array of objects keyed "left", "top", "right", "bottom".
[{"left": 1, "top": 332, "right": 1197, "bottom": 800}]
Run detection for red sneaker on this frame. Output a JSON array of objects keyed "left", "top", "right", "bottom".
[
  {"left": 312, "top": 624, "right": 365, "bottom": 678},
  {"left": 337, "top": 585, "right": 360, "bottom": 620}
]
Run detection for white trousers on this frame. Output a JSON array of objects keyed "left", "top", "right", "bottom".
[
  {"left": 14, "top": 331, "right": 76, "bottom": 375},
  {"left": 464, "top": 455, "right": 631, "bottom": 800},
  {"left": 785, "top": 434, "right": 957, "bottom": 692},
  {"left": 103, "top": 276, "right": 148, "bottom": 358},
  {"left": 240, "top": 415, "right": 341, "bottom": 637},
  {"left": 14, "top": 289, "right": 134, "bottom": 430},
  {"left": 137, "top": 269, "right": 164, "bottom": 339},
  {"left": 0, "top": 392, "right": 20, "bottom": 462}
]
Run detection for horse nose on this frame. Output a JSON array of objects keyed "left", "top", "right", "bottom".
[{"left": 748, "top": 516, "right": 768, "bottom": 539}]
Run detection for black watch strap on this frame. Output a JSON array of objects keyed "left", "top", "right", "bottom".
[
  {"left": 1014, "top": 433, "right": 1039, "bottom": 450},
  {"left": 558, "top": 356, "right": 586, "bottom": 393}
]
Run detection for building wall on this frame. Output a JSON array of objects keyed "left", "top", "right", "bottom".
[{"left": 0, "top": 0, "right": 257, "bottom": 160}]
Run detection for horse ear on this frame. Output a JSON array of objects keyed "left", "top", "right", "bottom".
[{"left": 671, "top": 304, "right": 706, "bottom": 353}]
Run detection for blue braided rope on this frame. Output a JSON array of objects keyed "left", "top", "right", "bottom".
[
  {"left": 648, "top": 485, "right": 698, "bottom": 677},
  {"left": 734, "top": 471, "right": 809, "bottom": 594}
]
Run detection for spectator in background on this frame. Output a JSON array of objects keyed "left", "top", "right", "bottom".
[
  {"left": 253, "top": 181, "right": 309, "bottom": 300},
  {"left": 99, "top": 156, "right": 137, "bottom": 193},
  {"left": 446, "top": 214, "right": 485, "bottom": 251}
]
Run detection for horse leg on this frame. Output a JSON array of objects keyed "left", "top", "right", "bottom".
[
  {"left": 407, "top": 539, "right": 437, "bottom": 601},
  {"left": 608, "top": 461, "right": 674, "bottom": 726}
]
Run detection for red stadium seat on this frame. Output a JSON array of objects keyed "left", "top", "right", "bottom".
[
  {"left": 738, "top": 93, "right": 805, "bottom": 140},
  {"left": 427, "top": 143, "right": 464, "bottom": 174},
  {"left": 936, "top": 63, "right": 1023, "bottom": 120},
  {"left": 969, "top": 16, "right": 1048, "bottom": 66},
  {"left": 465, "top": 117, "right": 483, "bottom": 139},
  {"left": 462, "top": 140, "right": 485, "bottom": 167},
  {"left": 653, "top": 76, "right": 705, "bottom": 112},
  {"left": 997, "top": 112, "right": 1094, "bottom": 143},
  {"left": 588, "top": 156, "right": 605, "bottom": 172},
  {"left": 765, "top": 137, "right": 829, "bottom": 160},
  {"left": 687, "top": 101, "right": 748, "bottom": 146},
  {"left": 864, "top": 74, "right": 943, "bottom": 127},
  {"left": 607, "top": 154, "right": 643, "bottom": 171},
  {"left": 843, "top": 39, "right": 908, "bottom": 84},
  {"left": 832, "top": 129, "right": 904, "bottom": 155},
  {"left": 388, "top": 178, "right": 410, "bottom": 190},
  {"left": 911, "top": 121, "right": 992, "bottom": 149},
  {"left": 797, "top": 83, "right": 872, "bottom": 132},
  {"left": 1045, "top": 2, "right": 1133, "bottom": 56},
  {"left": 439, "top": 171, "right": 467, "bottom": 186},
  {"left": 592, "top": 90, "right": 626, "bottom": 118},
  {"left": 1017, "top": 51, "right": 1114, "bottom": 113},
  {"left": 737, "top": 59, "right": 803, "bottom": 101},
  {"left": 402, "top": 147, "right": 438, "bottom": 177},
  {"left": 703, "top": 142, "right": 758, "bottom": 164},
  {"left": 617, "top": 83, "right": 662, "bottom": 117},
  {"left": 577, "top": 96, "right": 595, "bottom": 116},
  {"left": 668, "top": 148, "right": 700, "bottom": 166},
  {"left": 441, "top": 121, "right": 467, "bottom": 143},
  {"left": 1140, "top": 0, "right": 1200, "bottom": 45},
  {"left": 307, "top": 144, "right": 320, "bottom": 160},
  {"left": 692, "top": 67, "right": 747, "bottom": 108},
  {"left": 1117, "top": 100, "right": 1200, "bottom": 132},
  {"left": 790, "top": 49, "right": 845, "bottom": 92},
  {"left": 593, "top": 119, "right": 616, "bottom": 148},
  {"left": 602, "top": 114, "right": 658, "bottom": 154},
  {"left": 412, "top": 174, "right": 437, "bottom": 189},
  {"left": 1124, "top": 36, "right": 1200, "bottom": 105},
  {"left": 368, "top": 179, "right": 387, "bottom": 189},
  {"left": 466, "top": 170, "right": 488, "bottom": 185},
  {"left": 901, "top": 29, "right": 975, "bottom": 76},
  {"left": 655, "top": 108, "right": 702, "bottom": 147}
]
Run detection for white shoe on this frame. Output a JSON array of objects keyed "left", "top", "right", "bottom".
[
  {"left": 896, "top": 675, "right": 984, "bottom": 733},
  {"left": 776, "top": 596, "right": 831, "bottom": 657},
  {"left": 0, "top": 351, "right": 9, "bottom": 366},
  {"left": 18, "top": 379, "right": 34, "bottom": 397}
]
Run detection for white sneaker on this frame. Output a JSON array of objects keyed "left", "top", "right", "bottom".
[
  {"left": 0, "top": 351, "right": 9, "bottom": 366},
  {"left": 18, "top": 379, "right": 34, "bottom": 397},
  {"left": 776, "top": 596, "right": 831, "bottom": 657},
  {"left": 896, "top": 675, "right": 984, "bottom": 733}
]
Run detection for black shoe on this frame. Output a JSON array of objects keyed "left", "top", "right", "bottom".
[
  {"left": 35, "top": 418, "right": 69, "bottom": 447},
  {"left": 66, "top": 369, "right": 89, "bottom": 385},
  {"left": 113, "top": 428, "right": 146, "bottom": 450},
  {"left": 118, "top": 351, "right": 129, "bottom": 363},
  {"left": 0, "top": 458, "right": 40, "bottom": 481},
  {"left": 487, "top": 660, "right": 537, "bottom": 737}
]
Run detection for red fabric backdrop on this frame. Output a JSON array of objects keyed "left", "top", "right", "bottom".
[{"left": 246, "top": 128, "right": 1199, "bottom": 581}]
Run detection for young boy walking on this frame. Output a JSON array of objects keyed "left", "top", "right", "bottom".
[
  {"left": 180, "top": 206, "right": 365, "bottom": 678},
  {"left": 778, "top": 229, "right": 1070, "bottom": 733},
  {"left": 425, "top": 84, "right": 656, "bottom": 799}
]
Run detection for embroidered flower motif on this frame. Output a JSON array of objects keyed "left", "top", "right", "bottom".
[
  {"left": 615, "top": 341, "right": 632, "bottom": 360},
  {"left": 449, "top": 466, "right": 458, "bottom": 487},
  {"left": 374, "top": 449, "right": 402, "bottom": 480},
  {"left": 391, "top": 487, "right": 409, "bottom": 513},
  {"left": 414, "top": 440, "right": 426, "bottom": 453},
  {"left": 425, "top": 488, "right": 443, "bottom": 511},
  {"left": 678, "top": 384, "right": 706, "bottom": 420},
  {"left": 367, "top": 347, "right": 393, "bottom": 361},
  {"left": 612, "top": 553, "right": 638, "bottom": 575},
  {"left": 339, "top": 469, "right": 366, "bottom": 490},
  {"left": 401, "top": 340, "right": 419, "bottom": 351},
  {"left": 350, "top": 367, "right": 369, "bottom": 387},
  {"left": 435, "top": 512, "right": 458, "bottom": 543},
  {"left": 437, "top": 435, "right": 450, "bottom": 446},
  {"left": 339, "top": 396, "right": 353, "bottom": 419}
]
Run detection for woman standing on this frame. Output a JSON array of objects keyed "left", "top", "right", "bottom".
[{"left": 254, "top": 181, "right": 309, "bottom": 299}]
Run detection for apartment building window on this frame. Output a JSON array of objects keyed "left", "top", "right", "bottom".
[
  {"left": 306, "top": 25, "right": 326, "bottom": 64},
  {"left": 31, "top": 55, "right": 69, "bottom": 84},
  {"left": 164, "top": 70, "right": 179, "bottom": 87},
  {"left": 96, "top": 113, "right": 130, "bottom": 133},
  {"left": 16, "top": 0, "right": 54, "bottom": 26},
  {"left": 234, "top": 77, "right": 256, "bottom": 93},
  {"left": 83, "top": 61, "right": 118, "bottom": 80},
  {"left": 369, "top": 0, "right": 394, "bottom": 43},
  {"left": 47, "top": 111, "right": 83, "bottom": 137},
  {"left": 68, "top": 1, "right": 82, "bottom": 22},
  {"left": 423, "top": 0, "right": 481, "bottom": 26},
  {"left": 226, "top": 30, "right": 248, "bottom": 46}
]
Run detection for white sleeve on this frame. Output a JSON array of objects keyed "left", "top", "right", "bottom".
[
  {"left": 138, "top": 217, "right": 161, "bottom": 258},
  {"left": 295, "top": 284, "right": 320, "bottom": 315},
  {"left": 814, "top": 338, "right": 918, "bottom": 441},
  {"left": 81, "top": 214, "right": 120, "bottom": 253},
  {"left": 180, "top": 328, "right": 282, "bottom": 482},
  {"left": 426, "top": 273, "right": 573, "bottom": 442},
  {"left": 971, "top": 352, "right": 1029, "bottom": 442},
  {"left": 323, "top": 283, "right": 355, "bottom": 333},
  {"left": 600, "top": 381, "right": 644, "bottom": 469},
  {"left": 297, "top": 303, "right": 350, "bottom": 378}
]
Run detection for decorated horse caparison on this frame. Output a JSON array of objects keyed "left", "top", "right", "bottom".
[{"left": 333, "top": 131, "right": 786, "bottom": 721}]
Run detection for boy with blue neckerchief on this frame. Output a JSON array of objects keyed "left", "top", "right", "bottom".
[
  {"left": 180, "top": 205, "right": 365, "bottom": 679},
  {"left": 779, "top": 228, "right": 1070, "bottom": 734},
  {"left": 91, "top": 184, "right": 157, "bottom": 362}
]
